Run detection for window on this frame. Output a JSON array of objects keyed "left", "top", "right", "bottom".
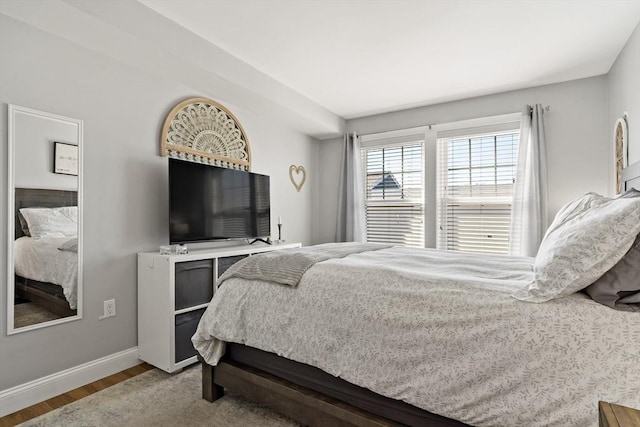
[
  {"left": 437, "top": 130, "right": 519, "bottom": 254},
  {"left": 362, "top": 141, "right": 424, "bottom": 247}
]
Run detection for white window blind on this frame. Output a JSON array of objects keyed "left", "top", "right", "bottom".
[
  {"left": 437, "top": 131, "right": 519, "bottom": 254},
  {"left": 362, "top": 141, "right": 424, "bottom": 247}
]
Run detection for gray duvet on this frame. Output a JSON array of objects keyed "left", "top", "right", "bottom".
[{"left": 193, "top": 246, "right": 640, "bottom": 427}]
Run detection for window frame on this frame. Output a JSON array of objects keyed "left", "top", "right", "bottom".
[
  {"left": 436, "top": 125, "right": 521, "bottom": 255},
  {"left": 361, "top": 133, "right": 426, "bottom": 247}
]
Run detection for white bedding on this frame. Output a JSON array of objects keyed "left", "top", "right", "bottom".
[
  {"left": 193, "top": 246, "right": 640, "bottom": 427},
  {"left": 14, "top": 236, "right": 78, "bottom": 309}
]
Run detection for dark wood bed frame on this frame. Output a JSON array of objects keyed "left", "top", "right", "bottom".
[
  {"left": 15, "top": 277, "right": 76, "bottom": 317},
  {"left": 202, "top": 358, "right": 406, "bottom": 427},
  {"left": 14, "top": 188, "right": 77, "bottom": 317},
  {"left": 201, "top": 346, "right": 466, "bottom": 427},
  {"left": 200, "top": 162, "right": 640, "bottom": 427}
]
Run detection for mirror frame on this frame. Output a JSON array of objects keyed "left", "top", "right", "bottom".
[{"left": 7, "top": 104, "right": 84, "bottom": 334}]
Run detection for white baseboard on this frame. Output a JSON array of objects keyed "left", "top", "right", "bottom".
[{"left": 0, "top": 347, "right": 141, "bottom": 417}]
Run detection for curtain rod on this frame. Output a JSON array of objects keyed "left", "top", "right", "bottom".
[
  {"left": 529, "top": 105, "right": 551, "bottom": 113},
  {"left": 358, "top": 106, "right": 551, "bottom": 139},
  {"left": 359, "top": 110, "right": 526, "bottom": 139}
]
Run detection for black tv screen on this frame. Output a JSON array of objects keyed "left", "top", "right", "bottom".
[{"left": 169, "top": 158, "right": 270, "bottom": 244}]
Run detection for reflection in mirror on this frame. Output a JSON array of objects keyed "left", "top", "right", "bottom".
[{"left": 7, "top": 105, "right": 83, "bottom": 334}]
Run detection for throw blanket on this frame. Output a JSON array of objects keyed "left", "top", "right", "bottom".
[{"left": 218, "top": 242, "right": 391, "bottom": 287}]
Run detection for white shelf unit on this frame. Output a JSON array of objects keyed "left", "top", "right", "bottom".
[{"left": 137, "top": 242, "right": 301, "bottom": 373}]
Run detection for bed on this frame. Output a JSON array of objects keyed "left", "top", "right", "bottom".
[
  {"left": 192, "top": 163, "right": 640, "bottom": 427},
  {"left": 14, "top": 188, "right": 78, "bottom": 317}
]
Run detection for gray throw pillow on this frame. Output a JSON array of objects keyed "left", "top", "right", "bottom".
[
  {"left": 583, "top": 188, "right": 640, "bottom": 311},
  {"left": 584, "top": 234, "right": 640, "bottom": 311},
  {"left": 17, "top": 211, "right": 30, "bottom": 236}
]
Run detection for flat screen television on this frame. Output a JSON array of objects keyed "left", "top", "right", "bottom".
[{"left": 169, "top": 158, "right": 270, "bottom": 244}]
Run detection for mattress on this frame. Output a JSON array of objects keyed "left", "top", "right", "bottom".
[{"left": 193, "top": 246, "right": 640, "bottom": 427}]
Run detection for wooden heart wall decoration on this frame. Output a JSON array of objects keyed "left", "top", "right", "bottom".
[{"left": 289, "top": 165, "right": 306, "bottom": 192}]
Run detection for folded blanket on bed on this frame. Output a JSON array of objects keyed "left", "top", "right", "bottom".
[
  {"left": 218, "top": 242, "right": 392, "bottom": 287},
  {"left": 57, "top": 238, "right": 78, "bottom": 253}
]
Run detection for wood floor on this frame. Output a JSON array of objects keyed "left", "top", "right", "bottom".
[{"left": 0, "top": 363, "right": 154, "bottom": 427}]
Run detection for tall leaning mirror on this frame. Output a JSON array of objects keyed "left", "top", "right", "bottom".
[{"left": 7, "top": 104, "right": 83, "bottom": 334}]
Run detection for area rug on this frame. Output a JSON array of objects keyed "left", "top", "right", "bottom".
[{"left": 19, "top": 364, "right": 300, "bottom": 426}]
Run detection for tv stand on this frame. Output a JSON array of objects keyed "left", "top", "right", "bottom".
[
  {"left": 137, "top": 242, "right": 301, "bottom": 373},
  {"left": 250, "top": 238, "right": 271, "bottom": 245}
]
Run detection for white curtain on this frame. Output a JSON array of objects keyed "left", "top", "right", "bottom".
[
  {"left": 509, "top": 104, "right": 548, "bottom": 257},
  {"left": 335, "top": 132, "right": 366, "bottom": 242}
]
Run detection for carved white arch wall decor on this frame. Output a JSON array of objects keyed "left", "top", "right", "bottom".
[{"left": 161, "top": 97, "right": 251, "bottom": 171}]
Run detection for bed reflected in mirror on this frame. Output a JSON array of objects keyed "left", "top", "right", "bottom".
[{"left": 7, "top": 105, "right": 83, "bottom": 334}]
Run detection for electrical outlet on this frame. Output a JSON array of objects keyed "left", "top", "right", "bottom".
[{"left": 102, "top": 299, "right": 116, "bottom": 319}]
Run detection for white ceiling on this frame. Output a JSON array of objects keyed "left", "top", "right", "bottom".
[{"left": 140, "top": 0, "right": 640, "bottom": 120}]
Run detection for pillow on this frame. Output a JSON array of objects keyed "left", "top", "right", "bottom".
[
  {"left": 582, "top": 188, "right": 640, "bottom": 311},
  {"left": 17, "top": 211, "right": 31, "bottom": 236},
  {"left": 19, "top": 206, "right": 78, "bottom": 238},
  {"left": 620, "top": 293, "right": 640, "bottom": 304},
  {"left": 513, "top": 194, "right": 640, "bottom": 302},
  {"left": 540, "top": 192, "right": 608, "bottom": 241},
  {"left": 618, "top": 187, "right": 640, "bottom": 199},
  {"left": 583, "top": 234, "right": 640, "bottom": 311},
  {"left": 58, "top": 206, "right": 78, "bottom": 223}
]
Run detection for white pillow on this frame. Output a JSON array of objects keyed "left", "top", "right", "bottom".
[
  {"left": 540, "top": 192, "right": 608, "bottom": 240},
  {"left": 513, "top": 194, "right": 640, "bottom": 302},
  {"left": 19, "top": 206, "right": 77, "bottom": 238}
]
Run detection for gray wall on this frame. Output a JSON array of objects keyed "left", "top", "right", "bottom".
[
  {"left": 318, "top": 18, "right": 640, "bottom": 247},
  {"left": 317, "top": 77, "right": 611, "bottom": 246},
  {"left": 0, "top": 13, "right": 319, "bottom": 390},
  {"left": 312, "top": 137, "right": 343, "bottom": 244},
  {"left": 608, "top": 21, "right": 640, "bottom": 170},
  {"left": 14, "top": 111, "right": 78, "bottom": 191}
]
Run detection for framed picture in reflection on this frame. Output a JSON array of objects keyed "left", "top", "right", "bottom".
[{"left": 54, "top": 141, "right": 78, "bottom": 176}]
